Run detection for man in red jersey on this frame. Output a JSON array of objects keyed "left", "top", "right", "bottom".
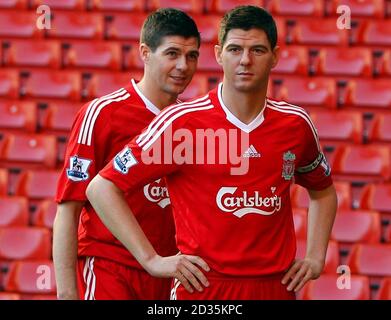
[
  {"left": 86, "top": 6, "right": 338, "bottom": 300},
  {"left": 53, "top": 8, "right": 205, "bottom": 300}
]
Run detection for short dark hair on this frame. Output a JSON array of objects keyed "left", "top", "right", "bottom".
[
  {"left": 218, "top": 6, "right": 278, "bottom": 49},
  {"left": 141, "top": 8, "right": 201, "bottom": 52}
]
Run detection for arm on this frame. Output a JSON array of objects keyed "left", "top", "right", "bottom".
[
  {"left": 282, "top": 184, "right": 338, "bottom": 292},
  {"left": 53, "top": 201, "right": 84, "bottom": 300},
  {"left": 86, "top": 174, "right": 210, "bottom": 293}
]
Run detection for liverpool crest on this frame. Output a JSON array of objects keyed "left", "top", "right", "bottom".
[{"left": 282, "top": 151, "right": 296, "bottom": 181}]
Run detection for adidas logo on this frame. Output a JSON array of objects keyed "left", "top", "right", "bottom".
[{"left": 243, "top": 145, "right": 261, "bottom": 158}]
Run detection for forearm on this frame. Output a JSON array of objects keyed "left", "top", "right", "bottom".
[
  {"left": 86, "top": 175, "right": 158, "bottom": 271},
  {"left": 306, "top": 185, "right": 338, "bottom": 262},
  {"left": 53, "top": 202, "right": 84, "bottom": 299}
]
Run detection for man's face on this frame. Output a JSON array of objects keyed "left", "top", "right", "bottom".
[
  {"left": 142, "top": 35, "right": 199, "bottom": 96},
  {"left": 215, "top": 28, "right": 279, "bottom": 93}
]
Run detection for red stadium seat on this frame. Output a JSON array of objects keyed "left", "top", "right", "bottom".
[
  {"left": 310, "top": 110, "right": 363, "bottom": 143},
  {"left": 89, "top": 72, "right": 141, "bottom": 98},
  {"left": 208, "top": 0, "right": 263, "bottom": 13},
  {"left": 359, "top": 183, "right": 391, "bottom": 214},
  {"left": 32, "top": 0, "right": 85, "bottom": 10},
  {"left": 269, "top": 0, "right": 323, "bottom": 16},
  {"left": 14, "top": 170, "right": 60, "bottom": 200},
  {"left": 193, "top": 14, "right": 220, "bottom": 44},
  {"left": 0, "top": 70, "right": 19, "bottom": 99},
  {"left": 346, "top": 79, "right": 391, "bottom": 109},
  {"left": 358, "top": 20, "right": 391, "bottom": 46},
  {"left": 0, "top": 169, "right": 8, "bottom": 196},
  {"left": 347, "top": 243, "right": 391, "bottom": 277},
  {"left": 106, "top": 13, "right": 148, "bottom": 40},
  {"left": 293, "top": 208, "right": 307, "bottom": 240},
  {"left": 296, "top": 240, "right": 339, "bottom": 274},
  {"left": 148, "top": 0, "right": 203, "bottom": 14},
  {"left": 375, "top": 277, "right": 391, "bottom": 300},
  {"left": 331, "top": 210, "right": 381, "bottom": 244},
  {"left": 39, "top": 102, "right": 82, "bottom": 133},
  {"left": 198, "top": 44, "right": 220, "bottom": 71},
  {"left": 0, "top": 100, "right": 37, "bottom": 133},
  {"left": 291, "top": 181, "right": 352, "bottom": 210},
  {"left": 3, "top": 260, "right": 56, "bottom": 294},
  {"left": 317, "top": 47, "right": 372, "bottom": 77},
  {"left": 23, "top": 70, "right": 81, "bottom": 100},
  {"left": 332, "top": 145, "right": 391, "bottom": 181},
  {"left": 47, "top": 12, "right": 103, "bottom": 40},
  {"left": 0, "top": 197, "right": 29, "bottom": 227},
  {"left": 276, "top": 77, "right": 336, "bottom": 107},
  {"left": 179, "top": 74, "right": 209, "bottom": 101},
  {"left": 272, "top": 46, "right": 308, "bottom": 75},
  {"left": 0, "top": 227, "right": 51, "bottom": 260},
  {"left": 3, "top": 40, "right": 61, "bottom": 69},
  {"left": 0, "top": 292, "right": 21, "bottom": 300},
  {"left": 369, "top": 114, "right": 391, "bottom": 143},
  {"left": 292, "top": 19, "right": 348, "bottom": 45},
  {"left": 302, "top": 274, "right": 370, "bottom": 300},
  {"left": 0, "top": 12, "right": 41, "bottom": 38},
  {"left": 0, "top": 133, "right": 57, "bottom": 169},
  {"left": 63, "top": 41, "right": 121, "bottom": 70},
  {"left": 92, "top": 0, "right": 145, "bottom": 11},
  {"left": 33, "top": 200, "right": 57, "bottom": 229},
  {"left": 0, "top": 0, "right": 27, "bottom": 9}
]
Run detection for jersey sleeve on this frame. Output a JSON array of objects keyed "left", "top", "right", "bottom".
[
  {"left": 55, "top": 102, "right": 111, "bottom": 203},
  {"left": 99, "top": 121, "right": 179, "bottom": 194},
  {"left": 294, "top": 116, "right": 333, "bottom": 191}
]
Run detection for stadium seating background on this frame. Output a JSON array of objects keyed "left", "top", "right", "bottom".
[{"left": 0, "top": 0, "right": 390, "bottom": 300}]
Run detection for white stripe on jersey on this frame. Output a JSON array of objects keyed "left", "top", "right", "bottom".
[
  {"left": 266, "top": 100, "right": 320, "bottom": 151},
  {"left": 78, "top": 88, "right": 129, "bottom": 145},
  {"left": 86, "top": 92, "right": 130, "bottom": 146},
  {"left": 136, "top": 94, "right": 210, "bottom": 145},
  {"left": 78, "top": 88, "right": 125, "bottom": 144},
  {"left": 170, "top": 278, "right": 181, "bottom": 300},
  {"left": 141, "top": 104, "right": 214, "bottom": 151}
]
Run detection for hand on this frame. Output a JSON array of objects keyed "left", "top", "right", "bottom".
[
  {"left": 57, "top": 289, "right": 79, "bottom": 300},
  {"left": 281, "top": 258, "right": 324, "bottom": 292},
  {"left": 144, "top": 254, "right": 210, "bottom": 293}
]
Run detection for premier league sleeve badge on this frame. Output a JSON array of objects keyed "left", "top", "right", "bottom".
[{"left": 66, "top": 155, "right": 92, "bottom": 182}]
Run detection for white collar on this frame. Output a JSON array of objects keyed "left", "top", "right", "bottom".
[
  {"left": 217, "top": 83, "right": 266, "bottom": 133},
  {"left": 131, "top": 78, "right": 160, "bottom": 115}
]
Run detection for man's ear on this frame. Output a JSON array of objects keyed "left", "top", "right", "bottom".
[
  {"left": 139, "top": 43, "right": 151, "bottom": 64},
  {"left": 271, "top": 45, "right": 280, "bottom": 69},
  {"left": 214, "top": 44, "right": 223, "bottom": 66}
]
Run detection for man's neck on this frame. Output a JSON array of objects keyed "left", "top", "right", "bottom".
[
  {"left": 221, "top": 81, "right": 267, "bottom": 124},
  {"left": 136, "top": 77, "right": 177, "bottom": 111}
]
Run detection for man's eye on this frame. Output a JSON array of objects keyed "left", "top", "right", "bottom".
[
  {"left": 167, "top": 51, "right": 177, "bottom": 57},
  {"left": 228, "top": 47, "right": 240, "bottom": 52}
]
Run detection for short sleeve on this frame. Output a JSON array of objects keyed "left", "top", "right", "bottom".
[
  {"left": 294, "top": 116, "right": 333, "bottom": 191},
  {"left": 55, "top": 103, "right": 110, "bottom": 203},
  {"left": 100, "top": 124, "right": 179, "bottom": 194}
]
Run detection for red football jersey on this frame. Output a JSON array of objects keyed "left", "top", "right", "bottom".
[
  {"left": 100, "top": 83, "right": 333, "bottom": 276},
  {"left": 56, "top": 79, "right": 177, "bottom": 268}
]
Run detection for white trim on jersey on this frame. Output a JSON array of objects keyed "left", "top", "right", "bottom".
[
  {"left": 83, "top": 257, "right": 96, "bottom": 300},
  {"left": 136, "top": 94, "right": 210, "bottom": 145},
  {"left": 78, "top": 89, "right": 130, "bottom": 146},
  {"left": 131, "top": 78, "right": 161, "bottom": 116},
  {"left": 141, "top": 103, "right": 214, "bottom": 151},
  {"left": 170, "top": 278, "right": 181, "bottom": 300},
  {"left": 217, "top": 83, "right": 266, "bottom": 133},
  {"left": 266, "top": 99, "right": 320, "bottom": 151}
]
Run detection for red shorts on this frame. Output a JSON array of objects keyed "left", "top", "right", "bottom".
[
  {"left": 170, "top": 273, "right": 296, "bottom": 300},
  {"left": 77, "top": 256, "right": 172, "bottom": 300}
]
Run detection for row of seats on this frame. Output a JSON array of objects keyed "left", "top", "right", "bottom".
[
  {"left": 0, "top": 10, "right": 390, "bottom": 46},
  {"left": 0, "top": 224, "right": 389, "bottom": 277},
  {"left": 1, "top": 101, "right": 390, "bottom": 142},
  {"left": 0, "top": 0, "right": 389, "bottom": 18},
  {"left": 1, "top": 69, "right": 391, "bottom": 107},
  {"left": 1, "top": 132, "right": 389, "bottom": 179}
]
